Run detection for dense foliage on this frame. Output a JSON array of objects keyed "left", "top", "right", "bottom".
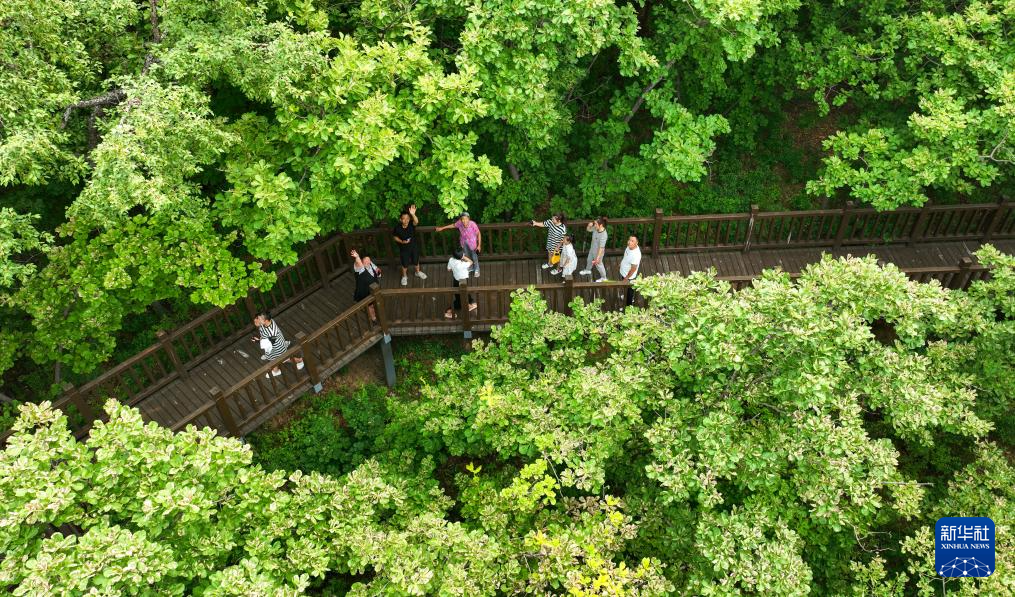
[
  {"left": 1, "top": 0, "right": 1013, "bottom": 388},
  {"left": 3, "top": 252, "right": 1012, "bottom": 595},
  {"left": 249, "top": 385, "right": 390, "bottom": 477}
]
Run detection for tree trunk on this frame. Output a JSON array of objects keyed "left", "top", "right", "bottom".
[{"left": 151, "top": 299, "right": 171, "bottom": 316}]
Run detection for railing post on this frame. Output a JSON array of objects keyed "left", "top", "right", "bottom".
[
  {"left": 955, "top": 257, "right": 973, "bottom": 290},
  {"left": 743, "top": 204, "right": 759, "bottom": 253},
  {"left": 61, "top": 382, "right": 96, "bottom": 427},
  {"left": 296, "top": 332, "right": 322, "bottom": 394},
  {"left": 369, "top": 283, "right": 389, "bottom": 336},
  {"left": 210, "top": 386, "right": 240, "bottom": 436},
  {"left": 156, "top": 330, "right": 189, "bottom": 380},
  {"left": 652, "top": 208, "right": 664, "bottom": 256},
  {"left": 310, "top": 238, "right": 331, "bottom": 289},
  {"left": 564, "top": 275, "right": 575, "bottom": 315},
  {"left": 460, "top": 281, "right": 472, "bottom": 339},
  {"left": 833, "top": 201, "right": 855, "bottom": 249},
  {"left": 982, "top": 197, "right": 1008, "bottom": 242},
  {"left": 907, "top": 201, "right": 932, "bottom": 246}
]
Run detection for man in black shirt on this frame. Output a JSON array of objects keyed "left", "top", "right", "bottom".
[{"left": 393, "top": 204, "right": 428, "bottom": 286}]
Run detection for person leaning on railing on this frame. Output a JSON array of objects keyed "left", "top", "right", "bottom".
[
  {"left": 350, "top": 250, "right": 380, "bottom": 323},
  {"left": 435, "top": 212, "right": 481, "bottom": 278},
  {"left": 620, "top": 236, "right": 642, "bottom": 307}
]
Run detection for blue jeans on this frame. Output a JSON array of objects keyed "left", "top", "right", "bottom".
[{"left": 463, "top": 246, "right": 479, "bottom": 274}]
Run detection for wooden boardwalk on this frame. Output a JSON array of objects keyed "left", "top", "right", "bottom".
[
  {"left": 140, "top": 238, "right": 1013, "bottom": 435},
  {"left": 16, "top": 201, "right": 1014, "bottom": 443}
]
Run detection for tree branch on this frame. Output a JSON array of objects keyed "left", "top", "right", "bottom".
[
  {"left": 61, "top": 89, "right": 126, "bottom": 128},
  {"left": 980, "top": 132, "right": 1013, "bottom": 165},
  {"left": 61, "top": 1, "right": 160, "bottom": 131},
  {"left": 624, "top": 58, "right": 676, "bottom": 125}
]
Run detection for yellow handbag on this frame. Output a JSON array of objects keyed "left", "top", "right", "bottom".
[{"left": 550, "top": 252, "right": 561, "bottom": 265}]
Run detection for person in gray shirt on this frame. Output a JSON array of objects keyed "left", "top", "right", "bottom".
[{"left": 579, "top": 216, "right": 608, "bottom": 281}]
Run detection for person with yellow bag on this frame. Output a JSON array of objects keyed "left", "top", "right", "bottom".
[{"left": 531, "top": 213, "right": 568, "bottom": 275}]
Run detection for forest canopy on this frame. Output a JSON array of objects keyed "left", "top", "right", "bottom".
[
  {"left": 1, "top": 2, "right": 1013, "bottom": 391},
  {"left": 2, "top": 252, "right": 1013, "bottom": 595}
]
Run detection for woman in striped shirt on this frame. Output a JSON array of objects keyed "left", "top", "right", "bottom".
[
  {"left": 252, "top": 311, "right": 304, "bottom": 378},
  {"left": 531, "top": 213, "right": 567, "bottom": 275}
]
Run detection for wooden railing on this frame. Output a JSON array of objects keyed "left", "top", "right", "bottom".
[
  {"left": 2, "top": 256, "right": 998, "bottom": 442},
  {"left": 168, "top": 256, "right": 995, "bottom": 436},
  {"left": 10, "top": 199, "right": 1010, "bottom": 442}
]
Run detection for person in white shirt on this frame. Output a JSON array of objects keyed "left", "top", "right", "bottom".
[
  {"left": 445, "top": 248, "right": 477, "bottom": 319},
  {"left": 559, "top": 235, "right": 578, "bottom": 279},
  {"left": 619, "top": 236, "right": 642, "bottom": 306}
]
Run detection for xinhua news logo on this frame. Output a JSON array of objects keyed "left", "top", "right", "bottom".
[{"left": 935, "top": 517, "right": 995, "bottom": 578}]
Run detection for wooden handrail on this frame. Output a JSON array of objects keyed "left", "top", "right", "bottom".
[
  {"left": 753, "top": 208, "right": 846, "bottom": 218},
  {"left": 303, "top": 296, "right": 377, "bottom": 346}
]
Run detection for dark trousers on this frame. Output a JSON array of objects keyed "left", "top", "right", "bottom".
[
  {"left": 452, "top": 278, "right": 474, "bottom": 310},
  {"left": 625, "top": 285, "right": 636, "bottom": 307},
  {"left": 399, "top": 244, "right": 420, "bottom": 267}
]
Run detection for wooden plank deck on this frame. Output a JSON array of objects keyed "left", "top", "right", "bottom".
[{"left": 132, "top": 239, "right": 1015, "bottom": 436}]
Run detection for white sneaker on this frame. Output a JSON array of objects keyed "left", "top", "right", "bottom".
[
  {"left": 541, "top": 263, "right": 551, "bottom": 269},
  {"left": 578, "top": 269, "right": 591, "bottom": 276},
  {"left": 550, "top": 268, "right": 561, "bottom": 275},
  {"left": 473, "top": 271, "right": 480, "bottom": 278},
  {"left": 596, "top": 277, "right": 607, "bottom": 283},
  {"left": 415, "top": 271, "right": 427, "bottom": 280},
  {"left": 400, "top": 275, "right": 408, "bottom": 286}
]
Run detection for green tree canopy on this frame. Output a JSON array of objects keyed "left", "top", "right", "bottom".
[
  {"left": 796, "top": 0, "right": 1014, "bottom": 208},
  {"left": 1, "top": 0, "right": 1012, "bottom": 384}
]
